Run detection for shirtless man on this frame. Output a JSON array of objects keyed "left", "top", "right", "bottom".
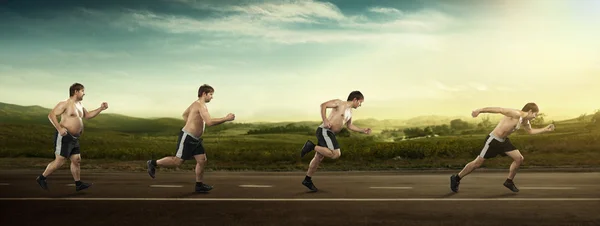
[
  {"left": 36, "top": 83, "right": 108, "bottom": 191},
  {"left": 146, "top": 84, "right": 235, "bottom": 193},
  {"left": 299, "top": 91, "right": 372, "bottom": 192},
  {"left": 450, "top": 102, "right": 555, "bottom": 193}
]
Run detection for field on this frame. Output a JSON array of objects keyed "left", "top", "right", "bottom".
[{"left": 1, "top": 102, "right": 599, "bottom": 171}]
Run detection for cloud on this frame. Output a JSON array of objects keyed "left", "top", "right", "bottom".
[
  {"left": 468, "top": 82, "right": 488, "bottom": 91},
  {"left": 179, "top": 63, "right": 217, "bottom": 72},
  {"left": 123, "top": 1, "right": 455, "bottom": 44},
  {"left": 368, "top": 7, "right": 402, "bottom": 15},
  {"left": 47, "top": 48, "right": 132, "bottom": 60},
  {"left": 180, "top": 0, "right": 346, "bottom": 23},
  {"left": 226, "top": 0, "right": 346, "bottom": 23},
  {"left": 432, "top": 80, "right": 465, "bottom": 92}
]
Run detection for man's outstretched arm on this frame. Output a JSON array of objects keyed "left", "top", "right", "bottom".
[
  {"left": 522, "top": 122, "right": 555, "bottom": 135},
  {"left": 346, "top": 118, "right": 371, "bottom": 134},
  {"left": 472, "top": 107, "right": 521, "bottom": 118},
  {"left": 199, "top": 105, "right": 234, "bottom": 126},
  {"left": 83, "top": 102, "right": 108, "bottom": 119}
]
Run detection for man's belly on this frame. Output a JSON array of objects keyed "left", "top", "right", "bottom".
[{"left": 61, "top": 118, "right": 83, "bottom": 136}]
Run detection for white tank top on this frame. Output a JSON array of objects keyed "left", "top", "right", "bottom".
[
  {"left": 512, "top": 117, "right": 523, "bottom": 132},
  {"left": 344, "top": 108, "right": 352, "bottom": 124}
]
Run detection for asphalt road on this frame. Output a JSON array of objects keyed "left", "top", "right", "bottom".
[{"left": 1, "top": 170, "right": 599, "bottom": 226}]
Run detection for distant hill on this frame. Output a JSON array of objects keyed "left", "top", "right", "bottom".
[
  {"left": 0, "top": 102, "right": 188, "bottom": 135},
  {"left": 0, "top": 102, "right": 283, "bottom": 135},
  {"left": 0, "top": 102, "right": 56, "bottom": 125},
  {"left": 0, "top": 102, "right": 593, "bottom": 135}
]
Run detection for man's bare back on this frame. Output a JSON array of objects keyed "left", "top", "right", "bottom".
[
  {"left": 182, "top": 101, "right": 207, "bottom": 138},
  {"left": 451, "top": 103, "right": 555, "bottom": 193},
  {"left": 472, "top": 106, "right": 554, "bottom": 138}
]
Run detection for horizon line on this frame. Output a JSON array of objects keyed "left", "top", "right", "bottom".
[{"left": 0, "top": 101, "right": 593, "bottom": 123}]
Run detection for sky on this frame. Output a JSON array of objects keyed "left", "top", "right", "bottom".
[{"left": 1, "top": 0, "right": 599, "bottom": 122}]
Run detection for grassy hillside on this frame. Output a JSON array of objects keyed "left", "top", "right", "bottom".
[
  {"left": 1, "top": 102, "right": 599, "bottom": 171},
  {"left": 0, "top": 102, "right": 502, "bottom": 135}
]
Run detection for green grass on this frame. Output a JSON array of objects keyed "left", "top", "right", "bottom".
[
  {"left": 1, "top": 122, "right": 599, "bottom": 171},
  {"left": 2, "top": 101, "right": 599, "bottom": 171}
]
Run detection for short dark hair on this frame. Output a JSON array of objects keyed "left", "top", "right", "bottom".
[
  {"left": 522, "top": 102, "right": 539, "bottom": 113},
  {"left": 198, "top": 84, "right": 214, "bottom": 97},
  {"left": 347, "top": 91, "right": 364, "bottom": 101},
  {"left": 69, "top": 83, "right": 84, "bottom": 96}
]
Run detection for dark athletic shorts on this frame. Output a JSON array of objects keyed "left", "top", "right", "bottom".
[
  {"left": 479, "top": 133, "right": 517, "bottom": 159},
  {"left": 316, "top": 126, "right": 340, "bottom": 150},
  {"left": 175, "top": 129, "right": 205, "bottom": 160},
  {"left": 53, "top": 131, "right": 80, "bottom": 158}
]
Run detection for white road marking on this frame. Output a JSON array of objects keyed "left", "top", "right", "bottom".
[
  {"left": 239, "top": 185, "right": 273, "bottom": 188},
  {"left": 0, "top": 198, "right": 599, "bottom": 201},
  {"left": 0, "top": 183, "right": 10, "bottom": 186},
  {"left": 520, "top": 187, "right": 577, "bottom": 190},
  {"left": 369, "top": 187, "right": 413, "bottom": 189},
  {"left": 149, "top": 185, "right": 184, "bottom": 188}
]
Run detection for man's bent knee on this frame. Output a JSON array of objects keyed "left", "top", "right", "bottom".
[
  {"left": 54, "top": 155, "right": 67, "bottom": 165},
  {"left": 55, "top": 154, "right": 67, "bottom": 161},
  {"left": 331, "top": 149, "right": 341, "bottom": 159},
  {"left": 193, "top": 154, "right": 207, "bottom": 164},
  {"left": 70, "top": 155, "right": 81, "bottom": 164},
  {"left": 515, "top": 155, "right": 524, "bottom": 164},
  {"left": 174, "top": 157, "right": 185, "bottom": 166}
]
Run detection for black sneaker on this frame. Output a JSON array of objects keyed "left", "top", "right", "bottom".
[
  {"left": 147, "top": 160, "right": 156, "bottom": 179},
  {"left": 76, "top": 182, "right": 92, "bottom": 192},
  {"left": 300, "top": 140, "right": 316, "bottom": 157},
  {"left": 195, "top": 183, "right": 213, "bottom": 193},
  {"left": 450, "top": 174, "right": 460, "bottom": 193},
  {"left": 503, "top": 180, "right": 519, "bottom": 192},
  {"left": 302, "top": 179, "right": 318, "bottom": 192},
  {"left": 36, "top": 176, "right": 49, "bottom": 191}
]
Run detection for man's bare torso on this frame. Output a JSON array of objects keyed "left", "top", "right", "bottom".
[
  {"left": 322, "top": 100, "right": 352, "bottom": 133},
  {"left": 60, "top": 100, "right": 84, "bottom": 136},
  {"left": 492, "top": 114, "right": 529, "bottom": 138},
  {"left": 182, "top": 101, "right": 206, "bottom": 138}
]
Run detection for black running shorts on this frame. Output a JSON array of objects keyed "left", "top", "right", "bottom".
[
  {"left": 316, "top": 127, "right": 340, "bottom": 150},
  {"left": 175, "top": 129, "right": 206, "bottom": 160},
  {"left": 479, "top": 133, "right": 517, "bottom": 159}
]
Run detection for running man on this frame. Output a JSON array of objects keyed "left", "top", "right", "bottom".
[
  {"left": 36, "top": 83, "right": 108, "bottom": 191},
  {"left": 300, "top": 91, "right": 372, "bottom": 192},
  {"left": 146, "top": 84, "right": 235, "bottom": 193},
  {"left": 450, "top": 102, "right": 555, "bottom": 193}
]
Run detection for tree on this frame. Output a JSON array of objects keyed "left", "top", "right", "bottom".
[
  {"left": 432, "top": 124, "right": 451, "bottom": 135},
  {"left": 477, "top": 115, "right": 493, "bottom": 129},
  {"left": 591, "top": 110, "right": 600, "bottom": 126},
  {"left": 577, "top": 113, "right": 587, "bottom": 122},
  {"left": 585, "top": 110, "right": 600, "bottom": 131},
  {"left": 531, "top": 113, "right": 546, "bottom": 126},
  {"left": 450, "top": 119, "right": 470, "bottom": 131}
]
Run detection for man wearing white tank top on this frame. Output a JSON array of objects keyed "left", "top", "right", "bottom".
[
  {"left": 146, "top": 84, "right": 235, "bottom": 193},
  {"left": 300, "top": 91, "right": 372, "bottom": 192},
  {"left": 450, "top": 102, "right": 555, "bottom": 193}
]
